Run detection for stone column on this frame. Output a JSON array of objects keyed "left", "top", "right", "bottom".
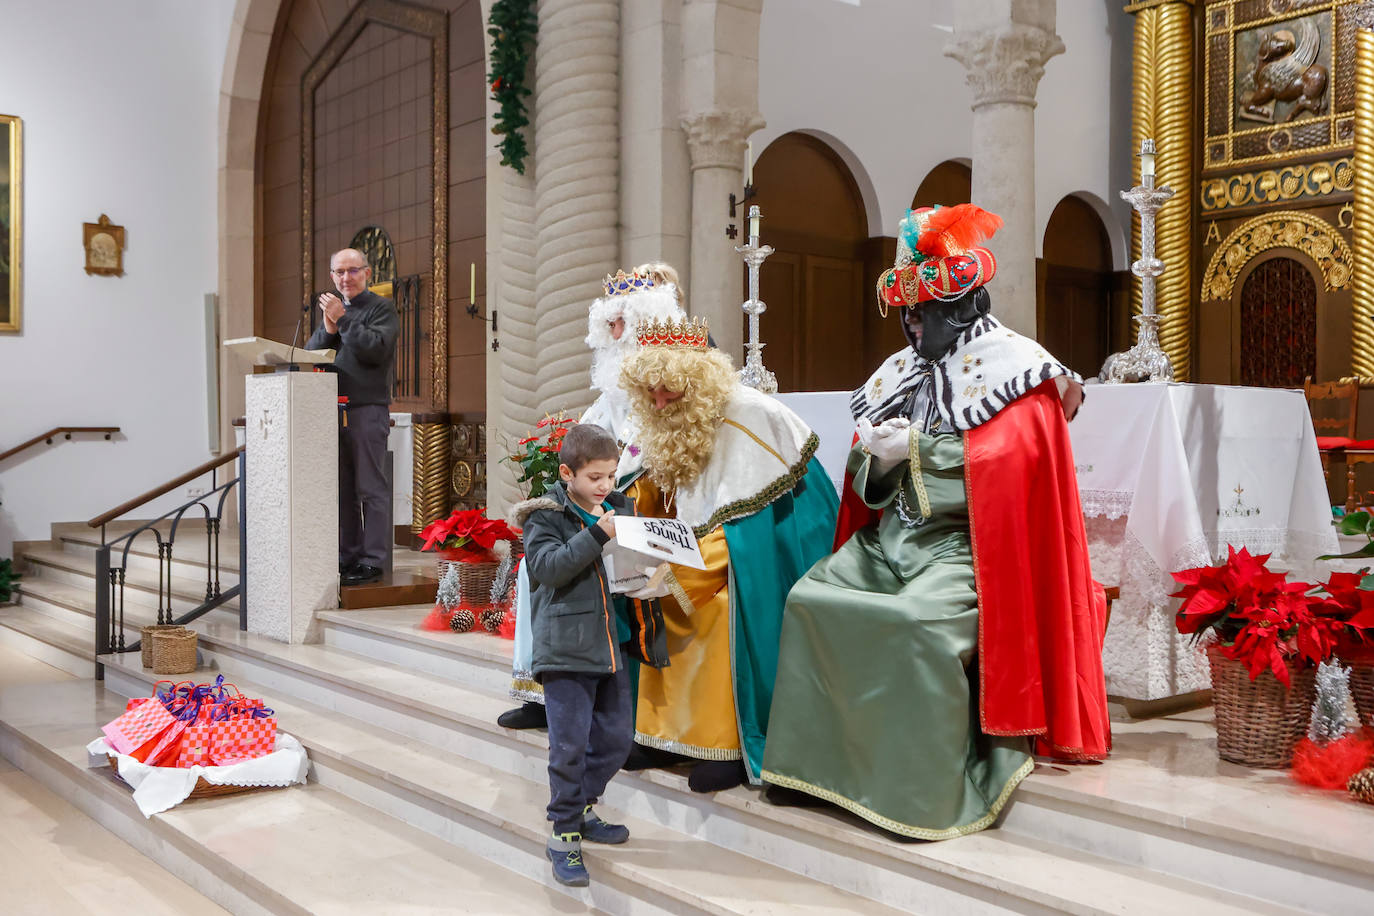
[
  {"left": 945, "top": 7, "right": 1064, "bottom": 339},
  {"left": 682, "top": 110, "right": 762, "bottom": 362},
  {"left": 532, "top": 0, "right": 620, "bottom": 418}
]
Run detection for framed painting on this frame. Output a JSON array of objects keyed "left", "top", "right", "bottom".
[{"left": 0, "top": 114, "right": 20, "bottom": 333}]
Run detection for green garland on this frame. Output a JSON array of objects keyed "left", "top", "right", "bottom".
[{"left": 487, "top": 0, "right": 537, "bottom": 174}]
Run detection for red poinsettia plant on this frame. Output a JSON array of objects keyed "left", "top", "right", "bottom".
[
  {"left": 1171, "top": 546, "right": 1374, "bottom": 686},
  {"left": 503, "top": 411, "right": 574, "bottom": 498},
  {"left": 419, "top": 508, "right": 520, "bottom": 562}
]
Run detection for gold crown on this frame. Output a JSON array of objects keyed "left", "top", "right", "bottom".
[
  {"left": 604, "top": 269, "right": 657, "bottom": 297},
  {"left": 634, "top": 317, "right": 710, "bottom": 350}
]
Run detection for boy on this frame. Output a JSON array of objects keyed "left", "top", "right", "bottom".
[{"left": 512, "top": 423, "right": 668, "bottom": 887}]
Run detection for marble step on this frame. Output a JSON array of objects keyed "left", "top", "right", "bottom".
[
  {"left": 56, "top": 520, "right": 242, "bottom": 578},
  {"left": 0, "top": 606, "right": 100, "bottom": 678},
  {"left": 20, "top": 544, "right": 240, "bottom": 615},
  {"left": 317, "top": 606, "right": 514, "bottom": 695},
  {"left": 16, "top": 575, "right": 239, "bottom": 644},
  {"left": 0, "top": 668, "right": 597, "bottom": 916},
  {"left": 97, "top": 653, "right": 906, "bottom": 916},
  {"left": 97, "top": 621, "right": 1314, "bottom": 916}
]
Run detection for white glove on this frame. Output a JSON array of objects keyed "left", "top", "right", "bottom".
[
  {"left": 863, "top": 417, "right": 911, "bottom": 473},
  {"left": 625, "top": 564, "right": 670, "bottom": 599}
]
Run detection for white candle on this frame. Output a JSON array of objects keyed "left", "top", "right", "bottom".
[
  {"left": 745, "top": 140, "right": 753, "bottom": 185},
  {"left": 1140, "top": 139, "right": 1156, "bottom": 180},
  {"left": 470, "top": 263, "right": 476, "bottom": 303},
  {"left": 749, "top": 208, "right": 760, "bottom": 240}
]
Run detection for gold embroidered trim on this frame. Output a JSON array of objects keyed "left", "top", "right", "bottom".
[
  {"left": 907, "top": 427, "right": 932, "bottom": 519},
  {"left": 722, "top": 418, "right": 789, "bottom": 468},
  {"left": 691, "top": 433, "right": 820, "bottom": 537},
  {"left": 760, "top": 755, "right": 1033, "bottom": 841},
  {"left": 663, "top": 567, "right": 696, "bottom": 617},
  {"left": 510, "top": 679, "right": 544, "bottom": 703},
  {"left": 635, "top": 732, "right": 743, "bottom": 761}
]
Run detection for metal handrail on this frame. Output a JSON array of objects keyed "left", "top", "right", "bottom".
[
  {"left": 0, "top": 427, "right": 119, "bottom": 463},
  {"left": 94, "top": 450, "right": 247, "bottom": 674},
  {"left": 87, "top": 446, "right": 245, "bottom": 528}
]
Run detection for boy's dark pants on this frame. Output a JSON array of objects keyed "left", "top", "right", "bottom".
[{"left": 543, "top": 650, "right": 633, "bottom": 834}]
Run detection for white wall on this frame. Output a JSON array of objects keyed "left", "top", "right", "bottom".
[
  {"left": 758, "top": 0, "right": 1133, "bottom": 265},
  {"left": 0, "top": 0, "right": 237, "bottom": 557}
]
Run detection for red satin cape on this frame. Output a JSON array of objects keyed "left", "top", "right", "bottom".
[{"left": 834, "top": 382, "right": 1110, "bottom": 759}]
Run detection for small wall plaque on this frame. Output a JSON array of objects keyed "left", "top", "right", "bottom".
[{"left": 83, "top": 214, "right": 125, "bottom": 276}]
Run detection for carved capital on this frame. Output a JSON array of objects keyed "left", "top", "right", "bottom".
[
  {"left": 681, "top": 109, "right": 766, "bottom": 170},
  {"left": 944, "top": 24, "right": 1065, "bottom": 108}
]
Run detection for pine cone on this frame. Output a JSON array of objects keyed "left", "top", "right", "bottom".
[
  {"left": 448, "top": 609, "right": 476, "bottom": 634},
  {"left": 1350, "top": 767, "right": 1374, "bottom": 804},
  {"left": 480, "top": 608, "right": 505, "bottom": 633}
]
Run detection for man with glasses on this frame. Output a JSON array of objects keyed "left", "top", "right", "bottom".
[{"left": 307, "top": 247, "right": 399, "bottom": 586}]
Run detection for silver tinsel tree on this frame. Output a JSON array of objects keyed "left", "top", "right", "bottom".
[
  {"left": 1309, "top": 659, "right": 1358, "bottom": 745},
  {"left": 436, "top": 564, "right": 462, "bottom": 610},
  {"left": 490, "top": 553, "right": 517, "bottom": 607}
]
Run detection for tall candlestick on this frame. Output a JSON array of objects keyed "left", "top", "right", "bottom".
[
  {"left": 1103, "top": 137, "right": 1174, "bottom": 383},
  {"left": 737, "top": 205, "right": 776, "bottom": 394},
  {"left": 470, "top": 263, "right": 476, "bottom": 303}
]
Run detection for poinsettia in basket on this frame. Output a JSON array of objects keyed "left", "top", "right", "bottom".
[
  {"left": 1172, "top": 546, "right": 1374, "bottom": 768},
  {"left": 418, "top": 508, "right": 521, "bottom": 633}
]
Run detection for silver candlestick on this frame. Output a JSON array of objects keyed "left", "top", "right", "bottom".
[
  {"left": 1104, "top": 138, "right": 1175, "bottom": 384},
  {"left": 737, "top": 204, "right": 778, "bottom": 394}
]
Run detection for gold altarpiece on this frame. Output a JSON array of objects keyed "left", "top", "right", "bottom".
[{"left": 1127, "top": 0, "right": 1371, "bottom": 384}]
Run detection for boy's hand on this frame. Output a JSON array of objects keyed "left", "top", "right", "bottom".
[{"left": 596, "top": 510, "right": 616, "bottom": 538}]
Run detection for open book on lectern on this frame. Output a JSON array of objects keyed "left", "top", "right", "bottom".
[{"left": 223, "top": 336, "right": 336, "bottom": 367}]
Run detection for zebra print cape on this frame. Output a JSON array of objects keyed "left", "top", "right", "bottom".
[{"left": 849, "top": 316, "right": 1080, "bottom": 431}]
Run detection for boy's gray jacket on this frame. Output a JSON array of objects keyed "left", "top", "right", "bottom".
[{"left": 513, "top": 483, "right": 668, "bottom": 679}]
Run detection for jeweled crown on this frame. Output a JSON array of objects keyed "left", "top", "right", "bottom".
[
  {"left": 635, "top": 317, "right": 710, "bottom": 350},
  {"left": 604, "top": 269, "right": 657, "bottom": 297}
]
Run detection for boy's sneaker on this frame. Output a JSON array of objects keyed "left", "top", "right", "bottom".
[
  {"left": 547, "top": 832, "right": 589, "bottom": 887},
  {"left": 581, "top": 806, "right": 630, "bottom": 844}
]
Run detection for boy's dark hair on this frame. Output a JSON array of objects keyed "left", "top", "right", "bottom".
[{"left": 559, "top": 423, "right": 620, "bottom": 472}]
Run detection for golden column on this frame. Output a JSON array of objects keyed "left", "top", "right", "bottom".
[
  {"left": 411, "top": 413, "right": 452, "bottom": 537},
  {"left": 1126, "top": 0, "right": 1195, "bottom": 380},
  {"left": 1353, "top": 29, "right": 1374, "bottom": 379}
]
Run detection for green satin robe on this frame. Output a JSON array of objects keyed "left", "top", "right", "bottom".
[{"left": 761, "top": 435, "right": 1032, "bottom": 840}]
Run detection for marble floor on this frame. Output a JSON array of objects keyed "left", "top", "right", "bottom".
[{"left": 0, "top": 656, "right": 230, "bottom": 916}]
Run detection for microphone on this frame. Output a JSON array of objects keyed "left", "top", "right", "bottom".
[{"left": 288, "top": 296, "right": 313, "bottom": 369}]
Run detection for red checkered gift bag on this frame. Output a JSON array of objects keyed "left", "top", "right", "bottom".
[
  {"left": 212, "top": 711, "right": 277, "bottom": 765},
  {"left": 101, "top": 696, "right": 177, "bottom": 758},
  {"left": 172, "top": 704, "right": 276, "bottom": 768}
]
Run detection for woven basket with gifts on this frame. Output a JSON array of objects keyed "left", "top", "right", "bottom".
[{"left": 1172, "top": 546, "right": 1374, "bottom": 768}]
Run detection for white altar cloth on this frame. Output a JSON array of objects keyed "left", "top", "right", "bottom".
[{"left": 1070, "top": 382, "right": 1337, "bottom": 700}]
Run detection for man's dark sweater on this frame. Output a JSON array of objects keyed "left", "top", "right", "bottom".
[{"left": 305, "top": 289, "right": 399, "bottom": 406}]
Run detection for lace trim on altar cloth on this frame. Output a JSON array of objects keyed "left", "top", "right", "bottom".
[
  {"left": 1116, "top": 525, "right": 1339, "bottom": 610},
  {"left": 1079, "top": 488, "right": 1133, "bottom": 520}
]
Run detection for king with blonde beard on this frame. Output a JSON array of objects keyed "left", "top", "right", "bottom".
[{"left": 617, "top": 317, "right": 839, "bottom": 793}]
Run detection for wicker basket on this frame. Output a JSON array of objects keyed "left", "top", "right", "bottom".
[
  {"left": 437, "top": 559, "right": 499, "bottom": 610},
  {"left": 1207, "top": 646, "right": 1316, "bottom": 768},
  {"left": 152, "top": 629, "right": 199, "bottom": 676},
  {"left": 107, "top": 755, "right": 263, "bottom": 798},
  {"left": 140, "top": 625, "right": 185, "bottom": 668},
  {"left": 1349, "top": 657, "right": 1374, "bottom": 728}
]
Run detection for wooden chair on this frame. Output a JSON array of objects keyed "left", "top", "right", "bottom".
[{"left": 1303, "top": 377, "right": 1374, "bottom": 511}]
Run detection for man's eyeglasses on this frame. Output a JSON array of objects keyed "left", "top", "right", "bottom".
[{"left": 331, "top": 266, "right": 367, "bottom": 278}]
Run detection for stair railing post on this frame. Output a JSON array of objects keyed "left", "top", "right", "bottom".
[
  {"left": 238, "top": 449, "right": 248, "bottom": 631},
  {"left": 94, "top": 540, "right": 111, "bottom": 676}
]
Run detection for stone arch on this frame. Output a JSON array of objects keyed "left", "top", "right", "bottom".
[
  {"left": 1202, "top": 210, "right": 1353, "bottom": 302},
  {"left": 911, "top": 159, "right": 972, "bottom": 211},
  {"left": 794, "top": 128, "right": 883, "bottom": 238},
  {"left": 1038, "top": 193, "right": 1114, "bottom": 377},
  {"left": 751, "top": 130, "right": 877, "bottom": 391},
  {"left": 1063, "top": 190, "right": 1127, "bottom": 271}
]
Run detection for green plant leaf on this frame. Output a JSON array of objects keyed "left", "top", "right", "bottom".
[
  {"left": 1337, "top": 512, "right": 1374, "bottom": 536},
  {"left": 1318, "top": 540, "right": 1374, "bottom": 560}
]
